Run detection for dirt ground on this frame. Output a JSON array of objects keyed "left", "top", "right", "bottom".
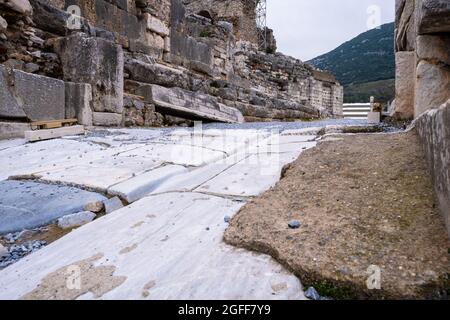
[{"left": 224, "top": 130, "right": 450, "bottom": 299}]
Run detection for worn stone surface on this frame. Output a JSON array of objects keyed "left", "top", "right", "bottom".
[
  {"left": 0, "top": 180, "right": 107, "bottom": 234},
  {"left": 57, "top": 211, "right": 96, "bottom": 229},
  {"left": 415, "top": 99, "right": 450, "bottom": 237}
]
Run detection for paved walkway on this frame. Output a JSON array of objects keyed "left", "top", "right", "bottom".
[{"left": 0, "top": 121, "right": 364, "bottom": 300}]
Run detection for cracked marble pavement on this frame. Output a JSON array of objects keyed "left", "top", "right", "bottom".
[{"left": 0, "top": 125, "right": 319, "bottom": 300}]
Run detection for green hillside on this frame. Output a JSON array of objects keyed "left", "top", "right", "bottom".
[{"left": 307, "top": 22, "right": 395, "bottom": 103}]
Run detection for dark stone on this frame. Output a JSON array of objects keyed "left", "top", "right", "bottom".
[{"left": 288, "top": 220, "right": 301, "bottom": 229}]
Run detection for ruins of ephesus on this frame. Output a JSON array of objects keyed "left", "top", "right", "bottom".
[{"left": 0, "top": 0, "right": 343, "bottom": 136}]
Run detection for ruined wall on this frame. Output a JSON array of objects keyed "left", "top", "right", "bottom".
[
  {"left": 0, "top": 0, "right": 343, "bottom": 136},
  {"left": 394, "top": 0, "right": 450, "bottom": 236},
  {"left": 182, "top": 0, "right": 258, "bottom": 44},
  {"left": 393, "top": 0, "right": 450, "bottom": 120},
  {"left": 415, "top": 99, "right": 450, "bottom": 237}
]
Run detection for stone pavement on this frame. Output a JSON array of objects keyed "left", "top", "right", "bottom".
[{"left": 0, "top": 121, "right": 366, "bottom": 300}]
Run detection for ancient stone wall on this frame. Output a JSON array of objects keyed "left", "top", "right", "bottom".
[
  {"left": 415, "top": 99, "right": 450, "bottom": 237},
  {"left": 0, "top": 0, "right": 343, "bottom": 134},
  {"left": 395, "top": 0, "right": 450, "bottom": 237},
  {"left": 182, "top": 0, "right": 258, "bottom": 44},
  {"left": 393, "top": 0, "right": 450, "bottom": 120}
]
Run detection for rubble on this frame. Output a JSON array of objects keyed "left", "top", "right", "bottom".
[{"left": 57, "top": 211, "right": 96, "bottom": 229}]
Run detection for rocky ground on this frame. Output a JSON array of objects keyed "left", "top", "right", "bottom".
[{"left": 224, "top": 130, "right": 450, "bottom": 299}]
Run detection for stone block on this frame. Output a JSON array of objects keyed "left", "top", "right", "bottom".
[
  {"left": 57, "top": 211, "right": 96, "bottom": 229},
  {"left": 393, "top": 52, "right": 416, "bottom": 120},
  {"left": 367, "top": 112, "right": 381, "bottom": 124},
  {"left": 4, "top": 0, "right": 33, "bottom": 15},
  {"left": 416, "top": 34, "right": 450, "bottom": 65},
  {"left": 0, "top": 15, "right": 7, "bottom": 32},
  {"left": 24, "top": 125, "right": 85, "bottom": 142},
  {"left": 415, "top": 60, "right": 450, "bottom": 117},
  {"left": 0, "top": 243, "right": 8, "bottom": 258},
  {"left": 415, "top": 100, "right": 450, "bottom": 237},
  {"left": 65, "top": 82, "right": 93, "bottom": 126},
  {"left": 145, "top": 13, "right": 170, "bottom": 36},
  {"left": 92, "top": 112, "right": 123, "bottom": 127},
  {"left": 103, "top": 196, "right": 124, "bottom": 214},
  {"left": 417, "top": 0, "right": 450, "bottom": 34},
  {"left": 0, "top": 122, "right": 31, "bottom": 140},
  {"left": 57, "top": 33, "right": 124, "bottom": 114},
  {"left": 137, "top": 84, "right": 244, "bottom": 123},
  {"left": 0, "top": 65, "right": 65, "bottom": 121}
]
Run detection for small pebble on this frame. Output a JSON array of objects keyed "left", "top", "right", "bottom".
[
  {"left": 224, "top": 216, "right": 231, "bottom": 223},
  {"left": 288, "top": 220, "right": 301, "bottom": 229},
  {"left": 304, "top": 287, "right": 321, "bottom": 300}
]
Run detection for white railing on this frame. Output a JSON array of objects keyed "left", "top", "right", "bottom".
[{"left": 343, "top": 103, "right": 371, "bottom": 119}]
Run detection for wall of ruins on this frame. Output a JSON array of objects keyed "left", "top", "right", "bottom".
[
  {"left": 393, "top": 0, "right": 450, "bottom": 120},
  {"left": 0, "top": 0, "right": 343, "bottom": 135},
  {"left": 394, "top": 0, "right": 450, "bottom": 236}
]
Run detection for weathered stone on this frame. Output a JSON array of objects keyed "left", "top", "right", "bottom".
[
  {"left": 92, "top": 112, "right": 123, "bottom": 127},
  {"left": 30, "top": 0, "right": 69, "bottom": 36},
  {"left": 65, "top": 82, "right": 93, "bottom": 126},
  {"left": 83, "top": 200, "right": 104, "bottom": 213},
  {"left": 417, "top": 0, "right": 450, "bottom": 34},
  {"left": 0, "top": 180, "right": 106, "bottom": 234},
  {"left": 415, "top": 60, "right": 450, "bottom": 117},
  {"left": 57, "top": 33, "right": 124, "bottom": 114},
  {"left": 24, "top": 63, "right": 39, "bottom": 73},
  {"left": 4, "top": 0, "right": 33, "bottom": 15},
  {"left": 57, "top": 211, "right": 96, "bottom": 229},
  {"left": 145, "top": 13, "right": 170, "bottom": 36},
  {"left": 0, "top": 65, "right": 65, "bottom": 121},
  {"left": 415, "top": 100, "right": 450, "bottom": 237},
  {"left": 416, "top": 34, "right": 450, "bottom": 65},
  {"left": 138, "top": 84, "right": 244, "bottom": 123},
  {"left": 395, "top": 0, "right": 417, "bottom": 51},
  {"left": 393, "top": 52, "right": 416, "bottom": 120},
  {"left": 103, "top": 196, "right": 124, "bottom": 214},
  {"left": 288, "top": 220, "right": 301, "bottom": 229},
  {"left": 0, "top": 243, "right": 8, "bottom": 258},
  {"left": 0, "top": 122, "right": 30, "bottom": 139},
  {"left": 124, "top": 56, "right": 190, "bottom": 88},
  {"left": 0, "top": 15, "right": 7, "bottom": 32}
]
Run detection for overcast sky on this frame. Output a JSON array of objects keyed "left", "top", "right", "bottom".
[{"left": 266, "top": 0, "right": 395, "bottom": 61}]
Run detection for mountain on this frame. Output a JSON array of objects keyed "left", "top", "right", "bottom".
[{"left": 307, "top": 22, "right": 395, "bottom": 104}]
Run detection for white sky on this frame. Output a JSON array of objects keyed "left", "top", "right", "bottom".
[{"left": 266, "top": 0, "right": 395, "bottom": 61}]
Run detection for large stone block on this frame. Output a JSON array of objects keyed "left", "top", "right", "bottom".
[
  {"left": 57, "top": 33, "right": 124, "bottom": 114},
  {"left": 393, "top": 52, "right": 416, "bottom": 120},
  {"left": 137, "top": 84, "right": 244, "bottom": 123},
  {"left": 415, "top": 100, "right": 450, "bottom": 237},
  {"left": 417, "top": 0, "right": 450, "bottom": 34},
  {"left": 65, "top": 82, "right": 93, "bottom": 126},
  {"left": 415, "top": 60, "right": 450, "bottom": 117},
  {"left": 395, "top": 0, "right": 417, "bottom": 51},
  {"left": 145, "top": 13, "right": 170, "bottom": 37},
  {"left": 416, "top": 34, "right": 450, "bottom": 65},
  {"left": 0, "top": 122, "right": 31, "bottom": 139},
  {"left": 92, "top": 112, "right": 123, "bottom": 126},
  {"left": 0, "top": 65, "right": 65, "bottom": 121}
]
